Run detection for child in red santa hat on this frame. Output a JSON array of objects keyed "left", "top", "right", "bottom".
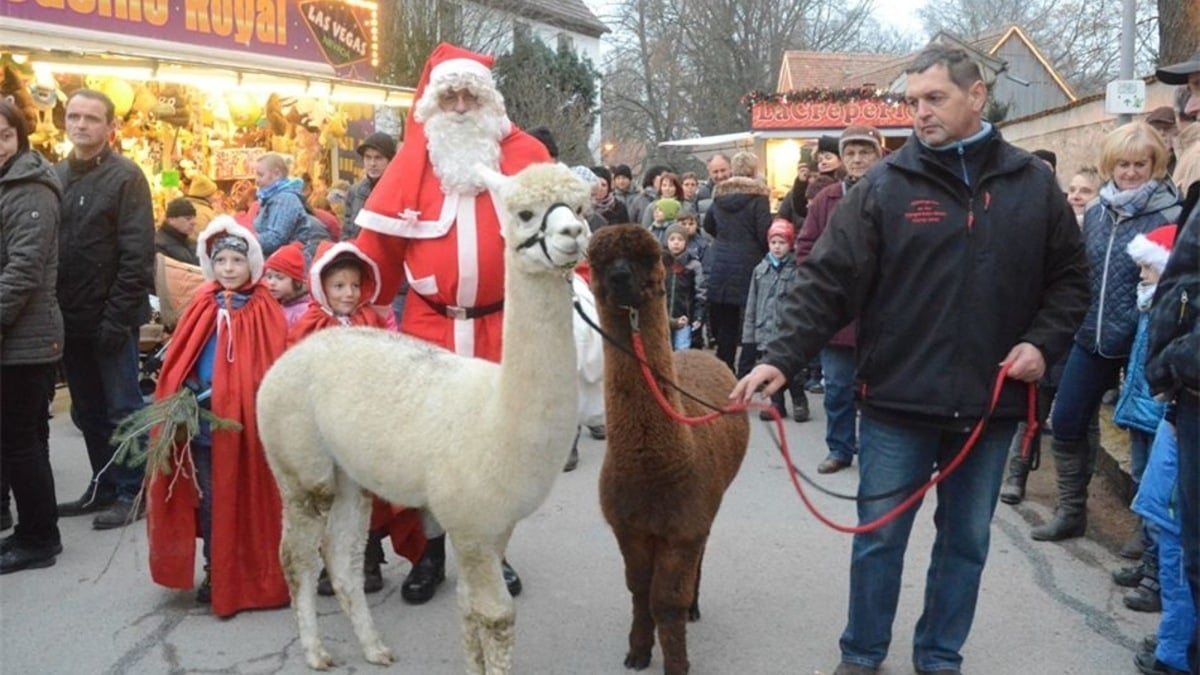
[
  {"left": 263, "top": 241, "right": 309, "bottom": 329},
  {"left": 146, "top": 215, "right": 290, "bottom": 617},
  {"left": 286, "top": 241, "right": 425, "bottom": 595}
]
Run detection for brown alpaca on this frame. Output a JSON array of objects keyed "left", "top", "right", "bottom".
[{"left": 588, "top": 225, "right": 750, "bottom": 675}]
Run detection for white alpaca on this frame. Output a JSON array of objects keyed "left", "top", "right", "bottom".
[{"left": 257, "top": 163, "right": 590, "bottom": 674}]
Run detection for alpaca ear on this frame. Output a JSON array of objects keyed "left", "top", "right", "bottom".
[{"left": 476, "top": 165, "right": 510, "bottom": 194}]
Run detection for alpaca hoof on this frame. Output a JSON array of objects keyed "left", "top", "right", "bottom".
[
  {"left": 687, "top": 605, "right": 701, "bottom": 622},
  {"left": 305, "top": 647, "right": 336, "bottom": 670},
  {"left": 363, "top": 642, "right": 396, "bottom": 665},
  {"left": 624, "top": 651, "right": 652, "bottom": 670}
]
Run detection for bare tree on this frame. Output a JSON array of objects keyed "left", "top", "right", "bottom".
[
  {"left": 917, "top": 0, "right": 1159, "bottom": 96},
  {"left": 599, "top": 0, "right": 905, "bottom": 169},
  {"left": 378, "top": 0, "right": 522, "bottom": 87}
]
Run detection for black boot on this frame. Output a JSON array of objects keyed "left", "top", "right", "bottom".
[
  {"left": 791, "top": 390, "right": 811, "bottom": 423},
  {"left": 1031, "top": 438, "right": 1093, "bottom": 541},
  {"left": 999, "top": 422, "right": 1032, "bottom": 506},
  {"left": 364, "top": 529, "right": 385, "bottom": 594},
  {"left": 196, "top": 565, "right": 211, "bottom": 604},
  {"left": 401, "top": 535, "right": 445, "bottom": 605}
]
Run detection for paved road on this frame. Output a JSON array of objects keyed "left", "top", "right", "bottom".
[{"left": 1, "top": 391, "right": 1155, "bottom": 674}]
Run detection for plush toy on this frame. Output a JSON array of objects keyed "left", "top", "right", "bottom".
[
  {"left": 86, "top": 76, "right": 134, "bottom": 118},
  {"left": 2, "top": 65, "right": 38, "bottom": 132}
]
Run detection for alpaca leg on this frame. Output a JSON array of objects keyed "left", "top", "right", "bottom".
[
  {"left": 279, "top": 494, "right": 335, "bottom": 670},
  {"left": 451, "top": 531, "right": 515, "bottom": 675},
  {"left": 652, "top": 538, "right": 706, "bottom": 675},
  {"left": 325, "top": 476, "right": 394, "bottom": 666},
  {"left": 615, "top": 530, "right": 657, "bottom": 670},
  {"left": 688, "top": 540, "right": 707, "bottom": 622}
]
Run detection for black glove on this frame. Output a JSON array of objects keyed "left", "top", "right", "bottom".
[{"left": 97, "top": 321, "right": 131, "bottom": 353}]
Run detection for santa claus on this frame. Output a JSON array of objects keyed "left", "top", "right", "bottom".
[{"left": 353, "top": 43, "right": 550, "bottom": 605}]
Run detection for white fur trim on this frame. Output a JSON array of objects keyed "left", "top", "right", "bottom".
[
  {"left": 308, "top": 241, "right": 382, "bottom": 309},
  {"left": 356, "top": 200, "right": 456, "bottom": 239},
  {"left": 197, "top": 216, "right": 265, "bottom": 284},
  {"left": 430, "top": 58, "right": 493, "bottom": 87},
  {"left": 453, "top": 194, "right": 479, "bottom": 356},
  {"left": 1126, "top": 233, "right": 1171, "bottom": 274}
]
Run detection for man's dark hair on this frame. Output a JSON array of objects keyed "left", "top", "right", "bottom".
[
  {"left": 0, "top": 99, "right": 30, "bottom": 154},
  {"left": 66, "top": 88, "right": 116, "bottom": 123},
  {"left": 527, "top": 126, "right": 558, "bottom": 159},
  {"left": 642, "top": 165, "right": 671, "bottom": 189},
  {"left": 612, "top": 164, "right": 632, "bottom": 180},
  {"left": 904, "top": 46, "right": 985, "bottom": 91}
]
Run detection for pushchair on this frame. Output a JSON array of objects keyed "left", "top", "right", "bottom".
[{"left": 138, "top": 253, "right": 204, "bottom": 399}]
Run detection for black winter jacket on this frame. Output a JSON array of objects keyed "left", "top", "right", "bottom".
[
  {"left": 55, "top": 145, "right": 155, "bottom": 337},
  {"left": 702, "top": 177, "right": 770, "bottom": 306},
  {"left": 1, "top": 150, "right": 64, "bottom": 365},
  {"left": 763, "top": 130, "right": 1090, "bottom": 422},
  {"left": 1146, "top": 196, "right": 1200, "bottom": 397},
  {"left": 155, "top": 225, "right": 199, "bottom": 266}
]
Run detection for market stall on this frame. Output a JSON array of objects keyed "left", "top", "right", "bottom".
[{"left": 1, "top": 0, "right": 412, "bottom": 218}]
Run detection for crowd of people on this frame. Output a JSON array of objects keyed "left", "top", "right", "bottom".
[{"left": 1, "top": 39, "right": 1199, "bottom": 675}]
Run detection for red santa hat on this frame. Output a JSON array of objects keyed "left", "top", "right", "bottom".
[
  {"left": 767, "top": 218, "right": 795, "bottom": 243},
  {"left": 264, "top": 241, "right": 306, "bottom": 283},
  {"left": 1126, "top": 224, "right": 1178, "bottom": 275},
  {"left": 357, "top": 43, "right": 510, "bottom": 232},
  {"left": 308, "top": 240, "right": 381, "bottom": 311},
  {"left": 197, "top": 215, "right": 265, "bottom": 284}
]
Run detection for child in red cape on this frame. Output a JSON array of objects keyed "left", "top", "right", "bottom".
[
  {"left": 147, "top": 216, "right": 290, "bottom": 617},
  {"left": 287, "top": 241, "right": 425, "bottom": 594}
]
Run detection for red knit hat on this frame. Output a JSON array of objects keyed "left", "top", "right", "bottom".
[
  {"left": 358, "top": 43, "right": 508, "bottom": 229},
  {"left": 768, "top": 218, "right": 795, "bottom": 243},
  {"left": 1126, "top": 224, "right": 1178, "bottom": 275},
  {"left": 264, "top": 241, "right": 306, "bottom": 283}
]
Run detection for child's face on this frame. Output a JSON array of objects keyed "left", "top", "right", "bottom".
[
  {"left": 613, "top": 175, "right": 631, "bottom": 191},
  {"left": 666, "top": 233, "right": 687, "bottom": 256},
  {"left": 678, "top": 217, "right": 697, "bottom": 236},
  {"left": 264, "top": 269, "right": 302, "bottom": 301},
  {"left": 1067, "top": 174, "right": 1099, "bottom": 215},
  {"left": 1139, "top": 263, "right": 1161, "bottom": 285},
  {"left": 768, "top": 235, "right": 792, "bottom": 258},
  {"left": 654, "top": 206, "right": 665, "bottom": 222},
  {"left": 213, "top": 250, "right": 251, "bottom": 290},
  {"left": 323, "top": 268, "right": 363, "bottom": 316}
]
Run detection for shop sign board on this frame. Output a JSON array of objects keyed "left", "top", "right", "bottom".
[
  {"left": 751, "top": 100, "right": 913, "bottom": 130},
  {"left": 4, "top": 0, "right": 378, "bottom": 80}
]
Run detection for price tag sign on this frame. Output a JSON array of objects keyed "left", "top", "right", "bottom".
[{"left": 1105, "top": 80, "right": 1146, "bottom": 114}]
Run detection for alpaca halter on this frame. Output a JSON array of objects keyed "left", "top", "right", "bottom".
[{"left": 514, "top": 202, "right": 580, "bottom": 269}]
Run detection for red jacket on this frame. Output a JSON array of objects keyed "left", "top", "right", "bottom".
[{"left": 796, "top": 181, "right": 856, "bottom": 349}]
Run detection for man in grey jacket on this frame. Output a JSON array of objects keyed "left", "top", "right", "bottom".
[
  {"left": 54, "top": 89, "right": 155, "bottom": 530},
  {"left": 342, "top": 131, "right": 396, "bottom": 240}
]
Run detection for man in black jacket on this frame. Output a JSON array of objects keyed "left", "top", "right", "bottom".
[
  {"left": 155, "top": 198, "right": 199, "bottom": 266},
  {"left": 54, "top": 89, "right": 155, "bottom": 530},
  {"left": 732, "top": 46, "right": 1089, "bottom": 675}
]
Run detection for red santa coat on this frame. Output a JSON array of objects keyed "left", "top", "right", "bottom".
[
  {"left": 147, "top": 281, "right": 290, "bottom": 617},
  {"left": 354, "top": 131, "right": 550, "bottom": 361}
]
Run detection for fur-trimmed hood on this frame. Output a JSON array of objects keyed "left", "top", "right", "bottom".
[
  {"left": 713, "top": 176, "right": 769, "bottom": 199},
  {"left": 308, "top": 240, "right": 381, "bottom": 311},
  {"left": 197, "top": 216, "right": 265, "bottom": 284}
]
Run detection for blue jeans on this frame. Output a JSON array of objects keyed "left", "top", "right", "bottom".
[
  {"left": 62, "top": 330, "right": 146, "bottom": 501},
  {"left": 1050, "top": 344, "right": 1123, "bottom": 442},
  {"left": 821, "top": 346, "right": 858, "bottom": 463},
  {"left": 671, "top": 324, "right": 692, "bottom": 351},
  {"left": 840, "top": 415, "right": 1016, "bottom": 672}
]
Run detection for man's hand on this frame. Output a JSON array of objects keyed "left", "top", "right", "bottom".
[
  {"left": 1001, "top": 342, "right": 1045, "bottom": 383},
  {"left": 730, "top": 363, "right": 786, "bottom": 404}
]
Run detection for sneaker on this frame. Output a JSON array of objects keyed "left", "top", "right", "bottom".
[
  {"left": 1134, "top": 648, "right": 1188, "bottom": 675},
  {"left": 818, "top": 456, "right": 851, "bottom": 474},
  {"left": 58, "top": 486, "right": 117, "bottom": 517},
  {"left": 0, "top": 539, "right": 62, "bottom": 574},
  {"left": 832, "top": 663, "right": 878, "bottom": 675},
  {"left": 1113, "top": 560, "right": 1152, "bottom": 588},
  {"left": 92, "top": 499, "right": 146, "bottom": 530},
  {"left": 1124, "top": 577, "right": 1163, "bottom": 613}
]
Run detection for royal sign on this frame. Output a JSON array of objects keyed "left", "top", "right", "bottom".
[{"left": 752, "top": 100, "right": 913, "bottom": 130}]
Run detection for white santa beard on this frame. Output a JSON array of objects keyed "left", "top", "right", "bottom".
[{"left": 425, "top": 109, "right": 505, "bottom": 195}]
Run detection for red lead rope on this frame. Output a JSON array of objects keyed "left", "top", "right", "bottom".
[{"left": 629, "top": 332, "right": 1039, "bottom": 534}]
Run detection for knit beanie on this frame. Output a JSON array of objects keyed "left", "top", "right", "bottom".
[
  {"left": 818, "top": 135, "right": 840, "bottom": 156},
  {"left": 612, "top": 164, "right": 633, "bottom": 180},
  {"left": 187, "top": 174, "right": 218, "bottom": 198},
  {"left": 165, "top": 197, "right": 196, "bottom": 219},
  {"left": 665, "top": 223, "right": 688, "bottom": 241},
  {"left": 656, "top": 198, "right": 681, "bottom": 221},
  {"left": 1126, "top": 224, "right": 1178, "bottom": 275},
  {"left": 265, "top": 241, "right": 307, "bottom": 282},
  {"left": 767, "top": 218, "right": 795, "bottom": 243}
]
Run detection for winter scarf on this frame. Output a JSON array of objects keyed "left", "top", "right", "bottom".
[{"left": 1100, "top": 180, "right": 1163, "bottom": 218}]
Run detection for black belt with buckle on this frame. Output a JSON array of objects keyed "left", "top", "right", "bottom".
[{"left": 415, "top": 292, "right": 504, "bottom": 320}]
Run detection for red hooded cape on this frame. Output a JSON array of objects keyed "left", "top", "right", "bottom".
[{"left": 147, "top": 281, "right": 289, "bottom": 617}]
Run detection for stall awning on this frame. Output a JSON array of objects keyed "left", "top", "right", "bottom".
[
  {"left": 1, "top": 16, "right": 413, "bottom": 107},
  {"left": 658, "top": 132, "right": 759, "bottom": 161}
]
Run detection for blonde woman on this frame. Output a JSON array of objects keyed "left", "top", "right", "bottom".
[{"left": 1033, "top": 123, "right": 1183, "bottom": 542}]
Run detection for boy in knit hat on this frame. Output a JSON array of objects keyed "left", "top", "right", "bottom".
[
  {"left": 1111, "top": 224, "right": 1179, "bottom": 617},
  {"left": 147, "top": 216, "right": 289, "bottom": 616},
  {"left": 262, "top": 241, "right": 309, "bottom": 329},
  {"left": 742, "top": 218, "right": 810, "bottom": 422},
  {"left": 649, "top": 197, "right": 681, "bottom": 246},
  {"left": 663, "top": 222, "right": 706, "bottom": 351}
]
